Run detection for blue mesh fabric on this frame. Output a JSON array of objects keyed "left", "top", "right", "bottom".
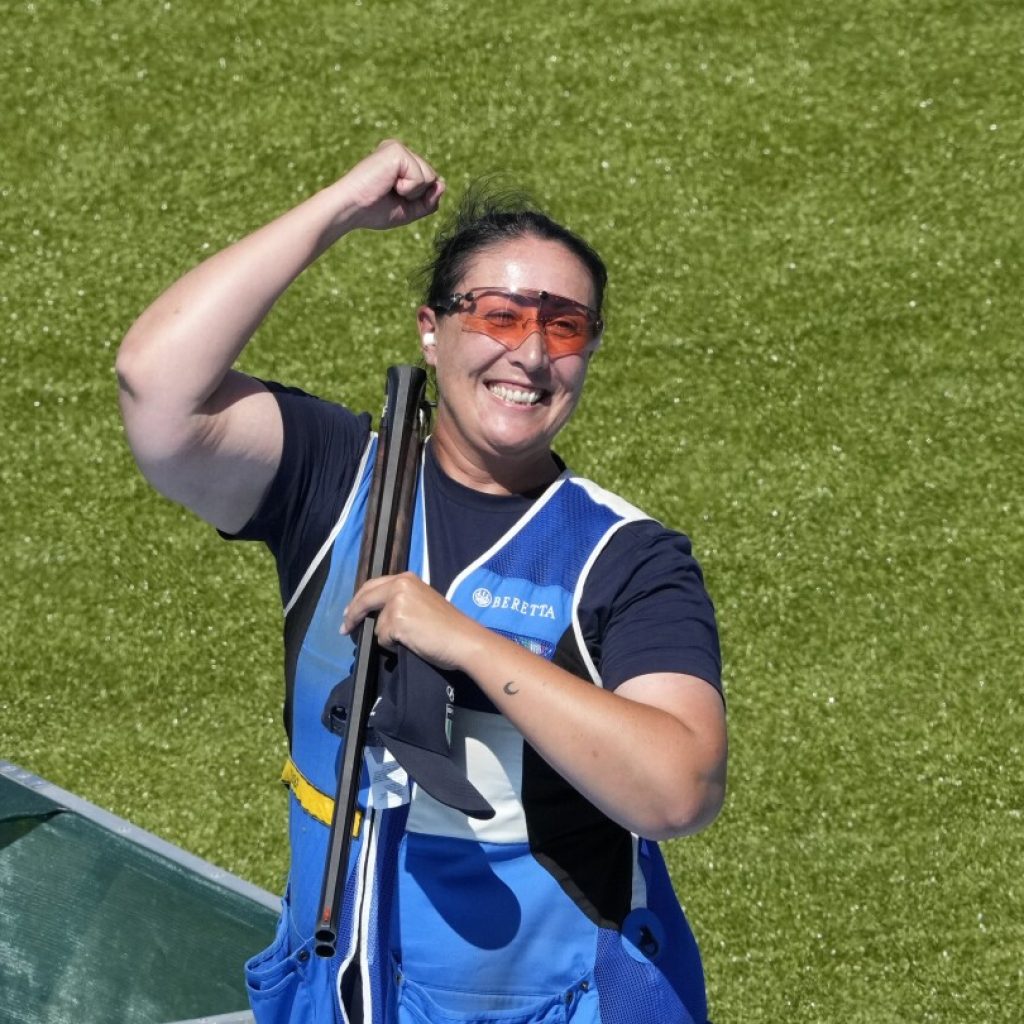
[
  {"left": 340, "top": 837, "right": 359, "bottom": 937},
  {"left": 330, "top": 832, "right": 363, "bottom": 1024},
  {"left": 324, "top": 803, "right": 382, "bottom": 1024},
  {"left": 635, "top": 844, "right": 709, "bottom": 1022},
  {"left": 327, "top": 947, "right": 346, "bottom": 1024},
  {"left": 593, "top": 928, "right": 701, "bottom": 1024},
  {"left": 486, "top": 482, "right": 619, "bottom": 591},
  {"left": 364, "top": 804, "right": 409, "bottom": 1024}
]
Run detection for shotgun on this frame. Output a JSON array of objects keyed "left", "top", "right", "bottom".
[{"left": 314, "top": 364, "right": 430, "bottom": 959}]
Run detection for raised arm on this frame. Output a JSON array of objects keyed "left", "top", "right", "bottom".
[{"left": 116, "top": 140, "right": 444, "bottom": 532}]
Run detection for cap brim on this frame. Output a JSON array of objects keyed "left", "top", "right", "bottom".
[{"left": 377, "top": 732, "right": 495, "bottom": 820}]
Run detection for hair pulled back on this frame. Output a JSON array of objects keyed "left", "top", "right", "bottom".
[{"left": 416, "top": 181, "right": 607, "bottom": 316}]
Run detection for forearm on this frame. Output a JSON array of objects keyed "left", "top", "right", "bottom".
[
  {"left": 114, "top": 142, "right": 443, "bottom": 530},
  {"left": 117, "top": 135, "right": 445, "bottom": 423},
  {"left": 456, "top": 621, "right": 727, "bottom": 840},
  {"left": 116, "top": 180, "right": 363, "bottom": 414},
  {"left": 344, "top": 574, "right": 726, "bottom": 839}
]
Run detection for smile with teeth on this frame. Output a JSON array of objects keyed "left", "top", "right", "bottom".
[{"left": 488, "top": 382, "right": 543, "bottom": 406}]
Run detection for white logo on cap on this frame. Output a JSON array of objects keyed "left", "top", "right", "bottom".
[{"left": 472, "top": 587, "right": 493, "bottom": 608}]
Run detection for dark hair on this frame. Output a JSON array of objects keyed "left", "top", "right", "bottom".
[{"left": 416, "top": 181, "right": 607, "bottom": 316}]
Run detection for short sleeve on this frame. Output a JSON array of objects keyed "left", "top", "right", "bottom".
[
  {"left": 221, "top": 381, "right": 371, "bottom": 606},
  {"left": 581, "top": 520, "right": 722, "bottom": 695}
]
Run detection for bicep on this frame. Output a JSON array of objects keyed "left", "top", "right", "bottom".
[{"left": 121, "top": 369, "right": 283, "bottom": 533}]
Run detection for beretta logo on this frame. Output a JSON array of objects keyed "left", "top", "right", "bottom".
[{"left": 470, "top": 586, "right": 556, "bottom": 620}]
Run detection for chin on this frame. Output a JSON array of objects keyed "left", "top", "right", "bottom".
[{"left": 480, "top": 428, "right": 552, "bottom": 459}]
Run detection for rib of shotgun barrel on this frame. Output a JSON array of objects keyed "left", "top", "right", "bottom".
[{"left": 314, "top": 364, "right": 429, "bottom": 958}]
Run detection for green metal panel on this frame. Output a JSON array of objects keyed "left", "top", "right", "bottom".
[{"left": 0, "top": 765, "right": 277, "bottom": 1024}]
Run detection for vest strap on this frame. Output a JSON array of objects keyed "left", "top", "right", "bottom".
[
  {"left": 281, "top": 757, "right": 334, "bottom": 826},
  {"left": 281, "top": 757, "right": 365, "bottom": 836}
]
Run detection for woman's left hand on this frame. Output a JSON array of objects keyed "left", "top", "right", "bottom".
[{"left": 341, "top": 572, "right": 483, "bottom": 672}]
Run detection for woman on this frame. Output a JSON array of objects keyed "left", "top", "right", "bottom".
[{"left": 117, "top": 140, "right": 727, "bottom": 1024}]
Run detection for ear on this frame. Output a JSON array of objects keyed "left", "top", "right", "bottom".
[{"left": 417, "top": 306, "right": 439, "bottom": 366}]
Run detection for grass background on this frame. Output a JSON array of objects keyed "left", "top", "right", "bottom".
[{"left": 2, "top": 0, "right": 1022, "bottom": 1020}]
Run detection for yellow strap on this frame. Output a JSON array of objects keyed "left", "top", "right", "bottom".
[
  {"left": 281, "top": 757, "right": 334, "bottom": 826},
  {"left": 280, "top": 758, "right": 363, "bottom": 837}
]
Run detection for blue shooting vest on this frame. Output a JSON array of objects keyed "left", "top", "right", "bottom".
[{"left": 245, "top": 437, "right": 709, "bottom": 1024}]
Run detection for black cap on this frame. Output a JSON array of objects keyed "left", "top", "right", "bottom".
[{"left": 322, "top": 648, "right": 495, "bottom": 820}]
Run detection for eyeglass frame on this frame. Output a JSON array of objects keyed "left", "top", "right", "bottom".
[{"left": 430, "top": 286, "right": 604, "bottom": 356}]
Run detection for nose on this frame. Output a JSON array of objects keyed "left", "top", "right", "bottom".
[{"left": 509, "top": 326, "right": 548, "bottom": 370}]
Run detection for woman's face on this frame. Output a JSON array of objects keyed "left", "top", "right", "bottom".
[{"left": 419, "top": 236, "right": 598, "bottom": 489}]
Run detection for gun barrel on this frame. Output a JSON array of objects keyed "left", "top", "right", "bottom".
[{"left": 314, "top": 365, "right": 429, "bottom": 958}]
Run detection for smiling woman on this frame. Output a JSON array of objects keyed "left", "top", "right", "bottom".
[
  {"left": 419, "top": 235, "right": 598, "bottom": 494},
  {"left": 116, "top": 140, "right": 727, "bottom": 1024}
]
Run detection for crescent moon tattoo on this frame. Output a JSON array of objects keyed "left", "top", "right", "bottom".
[{"left": 503, "top": 681, "right": 519, "bottom": 696}]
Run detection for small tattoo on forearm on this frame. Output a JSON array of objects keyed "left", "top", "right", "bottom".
[{"left": 503, "top": 681, "right": 519, "bottom": 696}]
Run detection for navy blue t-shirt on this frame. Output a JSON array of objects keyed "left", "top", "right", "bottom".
[{"left": 229, "top": 383, "right": 722, "bottom": 696}]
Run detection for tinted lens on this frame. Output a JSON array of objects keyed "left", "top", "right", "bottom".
[
  {"left": 457, "top": 289, "right": 597, "bottom": 357},
  {"left": 464, "top": 291, "right": 534, "bottom": 346}
]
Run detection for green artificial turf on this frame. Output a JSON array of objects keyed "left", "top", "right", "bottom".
[{"left": 2, "top": 1, "right": 1021, "bottom": 1020}]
